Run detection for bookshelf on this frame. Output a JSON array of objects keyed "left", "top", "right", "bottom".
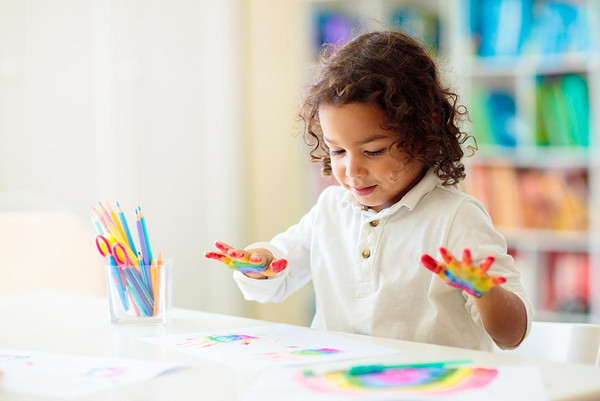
[
  {"left": 458, "top": 0, "right": 600, "bottom": 324},
  {"left": 303, "top": 0, "right": 600, "bottom": 323}
]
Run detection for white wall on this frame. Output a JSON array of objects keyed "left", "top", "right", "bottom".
[
  {"left": 240, "top": 0, "right": 315, "bottom": 325},
  {"left": 0, "top": 0, "right": 246, "bottom": 315}
]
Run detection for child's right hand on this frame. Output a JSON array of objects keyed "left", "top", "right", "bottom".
[{"left": 204, "top": 240, "right": 287, "bottom": 278}]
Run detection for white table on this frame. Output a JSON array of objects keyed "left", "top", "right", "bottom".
[{"left": 1, "top": 290, "right": 599, "bottom": 401}]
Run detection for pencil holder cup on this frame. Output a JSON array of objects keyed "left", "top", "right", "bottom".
[{"left": 105, "top": 260, "right": 172, "bottom": 325}]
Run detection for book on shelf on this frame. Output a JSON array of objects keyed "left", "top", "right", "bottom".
[
  {"left": 560, "top": 73, "right": 589, "bottom": 147},
  {"left": 536, "top": 74, "right": 589, "bottom": 148},
  {"left": 470, "top": 87, "right": 517, "bottom": 147},
  {"left": 488, "top": 91, "right": 518, "bottom": 147},
  {"left": 470, "top": 86, "right": 496, "bottom": 146},
  {"left": 517, "top": 169, "right": 552, "bottom": 229},
  {"left": 543, "top": 252, "right": 589, "bottom": 315},
  {"left": 548, "top": 170, "right": 588, "bottom": 232},
  {"left": 389, "top": 5, "right": 440, "bottom": 51},
  {"left": 540, "top": 76, "right": 573, "bottom": 146},
  {"left": 470, "top": 0, "right": 533, "bottom": 58},
  {"left": 487, "top": 165, "right": 523, "bottom": 228},
  {"left": 312, "top": 10, "right": 353, "bottom": 49},
  {"left": 531, "top": 0, "right": 592, "bottom": 55},
  {"left": 468, "top": 156, "right": 495, "bottom": 217}
]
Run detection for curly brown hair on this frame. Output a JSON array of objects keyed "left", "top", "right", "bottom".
[{"left": 298, "top": 30, "right": 474, "bottom": 186}]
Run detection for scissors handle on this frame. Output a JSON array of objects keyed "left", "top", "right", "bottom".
[
  {"left": 95, "top": 235, "right": 112, "bottom": 258},
  {"left": 112, "top": 242, "right": 135, "bottom": 266}
]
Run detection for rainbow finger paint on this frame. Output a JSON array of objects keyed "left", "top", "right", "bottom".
[
  {"left": 176, "top": 334, "right": 260, "bottom": 348},
  {"left": 297, "top": 365, "right": 498, "bottom": 396},
  {"left": 421, "top": 247, "right": 506, "bottom": 297},
  {"left": 205, "top": 241, "right": 287, "bottom": 276},
  {"left": 260, "top": 348, "right": 342, "bottom": 361}
]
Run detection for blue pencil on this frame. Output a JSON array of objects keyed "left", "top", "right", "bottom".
[
  {"left": 117, "top": 202, "right": 137, "bottom": 255},
  {"left": 109, "top": 255, "right": 129, "bottom": 311},
  {"left": 139, "top": 207, "right": 153, "bottom": 264},
  {"left": 90, "top": 212, "right": 103, "bottom": 235}
]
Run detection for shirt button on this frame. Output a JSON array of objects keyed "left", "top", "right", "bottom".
[
  {"left": 362, "top": 249, "right": 371, "bottom": 259},
  {"left": 369, "top": 220, "right": 379, "bottom": 227}
]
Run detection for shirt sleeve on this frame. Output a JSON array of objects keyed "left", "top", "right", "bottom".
[
  {"left": 232, "top": 199, "right": 318, "bottom": 303},
  {"left": 447, "top": 197, "right": 534, "bottom": 347}
]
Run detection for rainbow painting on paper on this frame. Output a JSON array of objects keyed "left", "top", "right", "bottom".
[
  {"left": 259, "top": 347, "right": 342, "bottom": 362},
  {"left": 143, "top": 323, "right": 399, "bottom": 369},
  {"left": 244, "top": 364, "right": 548, "bottom": 401},
  {"left": 176, "top": 334, "right": 261, "bottom": 348},
  {"left": 297, "top": 365, "right": 498, "bottom": 396}
]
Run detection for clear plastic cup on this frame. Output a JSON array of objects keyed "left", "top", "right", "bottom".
[{"left": 105, "top": 260, "right": 172, "bottom": 325}]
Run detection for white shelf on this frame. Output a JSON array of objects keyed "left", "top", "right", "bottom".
[
  {"left": 500, "top": 228, "right": 590, "bottom": 252},
  {"left": 470, "top": 146, "right": 591, "bottom": 168},
  {"left": 534, "top": 309, "right": 591, "bottom": 323},
  {"left": 468, "top": 52, "right": 600, "bottom": 77}
]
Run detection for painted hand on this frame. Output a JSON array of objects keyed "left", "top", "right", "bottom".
[
  {"left": 420, "top": 247, "right": 506, "bottom": 298},
  {"left": 204, "top": 241, "right": 287, "bottom": 276}
]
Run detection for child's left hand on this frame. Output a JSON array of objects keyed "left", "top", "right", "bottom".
[{"left": 420, "top": 247, "right": 506, "bottom": 298}]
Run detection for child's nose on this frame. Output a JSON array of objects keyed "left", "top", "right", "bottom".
[{"left": 345, "top": 155, "right": 366, "bottom": 178}]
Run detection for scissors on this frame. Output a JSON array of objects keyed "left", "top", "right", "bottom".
[
  {"left": 95, "top": 235, "right": 136, "bottom": 267},
  {"left": 95, "top": 234, "right": 133, "bottom": 312}
]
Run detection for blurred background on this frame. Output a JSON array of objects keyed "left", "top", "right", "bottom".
[{"left": 0, "top": 0, "right": 598, "bottom": 326}]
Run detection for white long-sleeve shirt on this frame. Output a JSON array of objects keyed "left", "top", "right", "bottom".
[{"left": 233, "top": 168, "right": 532, "bottom": 350}]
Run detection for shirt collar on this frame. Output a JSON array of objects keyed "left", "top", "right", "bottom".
[{"left": 341, "top": 166, "right": 441, "bottom": 217}]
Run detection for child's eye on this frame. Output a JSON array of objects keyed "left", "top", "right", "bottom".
[
  {"left": 330, "top": 149, "right": 345, "bottom": 156},
  {"left": 365, "top": 149, "right": 385, "bottom": 157}
]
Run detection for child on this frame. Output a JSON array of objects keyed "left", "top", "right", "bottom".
[{"left": 206, "top": 30, "right": 531, "bottom": 351}]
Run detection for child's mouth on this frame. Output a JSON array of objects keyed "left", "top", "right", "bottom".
[{"left": 353, "top": 185, "right": 376, "bottom": 196}]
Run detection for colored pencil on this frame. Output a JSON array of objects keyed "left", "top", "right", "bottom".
[
  {"left": 136, "top": 210, "right": 150, "bottom": 266},
  {"left": 117, "top": 201, "right": 137, "bottom": 255},
  {"left": 139, "top": 207, "right": 154, "bottom": 264},
  {"left": 106, "top": 201, "right": 128, "bottom": 247}
]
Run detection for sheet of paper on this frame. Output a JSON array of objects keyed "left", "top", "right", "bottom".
[
  {"left": 144, "top": 323, "right": 400, "bottom": 368},
  {"left": 0, "top": 349, "right": 178, "bottom": 398},
  {"left": 243, "top": 364, "right": 549, "bottom": 401}
]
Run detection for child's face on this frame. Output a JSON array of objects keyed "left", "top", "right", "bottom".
[{"left": 319, "top": 102, "right": 426, "bottom": 212}]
